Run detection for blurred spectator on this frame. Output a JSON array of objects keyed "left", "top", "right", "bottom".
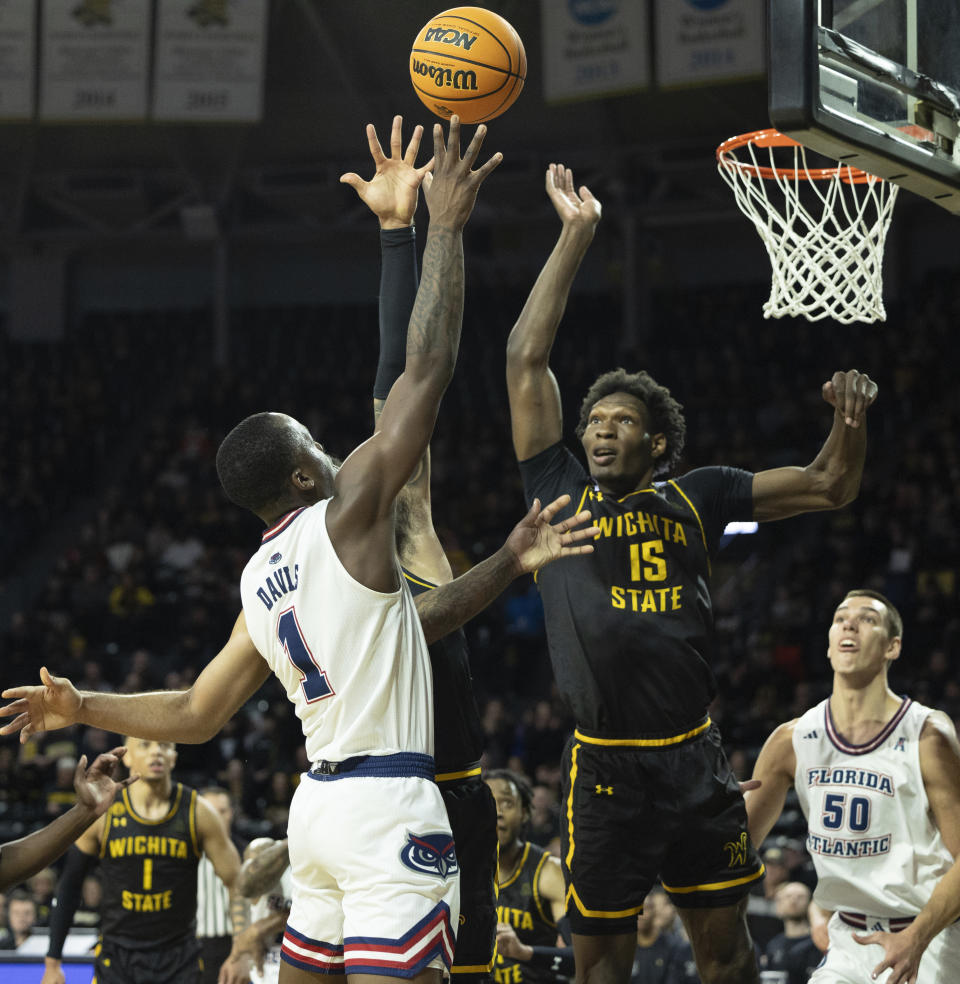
[
  {"left": 27, "top": 866, "right": 57, "bottom": 926},
  {"left": 761, "top": 882, "right": 822, "bottom": 984},
  {"left": 0, "top": 890, "right": 37, "bottom": 949}
]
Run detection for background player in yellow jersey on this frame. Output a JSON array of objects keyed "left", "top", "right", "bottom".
[
  {"left": 505, "top": 163, "right": 878, "bottom": 984},
  {"left": 41, "top": 736, "right": 248, "bottom": 984}
]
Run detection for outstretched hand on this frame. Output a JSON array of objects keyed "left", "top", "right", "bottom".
[
  {"left": 75, "top": 747, "right": 139, "bottom": 818},
  {"left": 854, "top": 925, "right": 927, "bottom": 984},
  {"left": 0, "top": 666, "right": 83, "bottom": 742},
  {"left": 822, "top": 369, "right": 878, "bottom": 428},
  {"left": 340, "top": 115, "right": 433, "bottom": 229},
  {"left": 506, "top": 494, "right": 598, "bottom": 576},
  {"left": 545, "top": 163, "right": 602, "bottom": 231},
  {"left": 423, "top": 115, "right": 502, "bottom": 230}
]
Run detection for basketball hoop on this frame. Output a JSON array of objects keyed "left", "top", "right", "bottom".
[{"left": 716, "top": 129, "right": 898, "bottom": 324}]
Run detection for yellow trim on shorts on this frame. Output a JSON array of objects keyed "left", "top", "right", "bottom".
[
  {"left": 565, "top": 883, "right": 644, "bottom": 920},
  {"left": 666, "top": 480, "right": 711, "bottom": 577},
  {"left": 662, "top": 864, "right": 765, "bottom": 895},
  {"left": 452, "top": 960, "right": 496, "bottom": 973},
  {"left": 435, "top": 765, "right": 482, "bottom": 783},
  {"left": 573, "top": 718, "right": 710, "bottom": 748},
  {"left": 564, "top": 743, "right": 580, "bottom": 871}
]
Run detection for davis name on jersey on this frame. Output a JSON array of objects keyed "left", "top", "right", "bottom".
[
  {"left": 793, "top": 697, "right": 953, "bottom": 917},
  {"left": 240, "top": 501, "right": 434, "bottom": 765}
]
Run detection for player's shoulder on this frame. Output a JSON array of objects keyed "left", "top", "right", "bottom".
[{"left": 919, "top": 709, "right": 960, "bottom": 752}]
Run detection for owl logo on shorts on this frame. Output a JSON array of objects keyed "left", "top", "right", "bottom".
[{"left": 400, "top": 832, "right": 459, "bottom": 879}]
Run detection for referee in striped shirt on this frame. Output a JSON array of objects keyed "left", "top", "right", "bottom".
[{"left": 197, "top": 787, "right": 247, "bottom": 984}]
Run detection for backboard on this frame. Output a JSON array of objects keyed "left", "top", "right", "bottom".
[{"left": 769, "top": 0, "right": 960, "bottom": 213}]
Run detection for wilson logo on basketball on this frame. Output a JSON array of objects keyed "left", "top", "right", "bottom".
[
  {"left": 411, "top": 59, "right": 478, "bottom": 92},
  {"left": 423, "top": 27, "right": 478, "bottom": 50}
]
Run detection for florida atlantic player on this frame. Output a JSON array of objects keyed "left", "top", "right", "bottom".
[
  {"left": 341, "top": 113, "right": 500, "bottom": 984},
  {"left": 746, "top": 589, "right": 960, "bottom": 984},
  {"left": 0, "top": 118, "right": 599, "bottom": 984},
  {"left": 504, "top": 161, "right": 878, "bottom": 984}
]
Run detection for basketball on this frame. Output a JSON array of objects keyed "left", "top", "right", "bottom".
[{"left": 409, "top": 7, "right": 526, "bottom": 124}]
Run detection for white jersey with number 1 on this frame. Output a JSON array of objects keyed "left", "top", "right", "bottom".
[{"left": 239, "top": 500, "right": 434, "bottom": 764}]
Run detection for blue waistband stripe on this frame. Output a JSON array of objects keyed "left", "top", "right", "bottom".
[{"left": 307, "top": 752, "right": 435, "bottom": 782}]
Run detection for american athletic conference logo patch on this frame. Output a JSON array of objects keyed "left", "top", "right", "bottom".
[{"left": 400, "top": 831, "right": 458, "bottom": 879}]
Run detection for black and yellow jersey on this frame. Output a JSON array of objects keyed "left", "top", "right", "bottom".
[
  {"left": 97, "top": 783, "right": 202, "bottom": 948},
  {"left": 403, "top": 569, "right": 484, "bottom": 778},
  {"left": 519, "top": 442, "right": 753, "bottom": 734},
  {"left": 495, "top": 842, "right": 558, "bottom": 984}
]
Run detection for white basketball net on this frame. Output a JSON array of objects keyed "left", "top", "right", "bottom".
[{"left": 717, "top": 133, "right": 899, "bottom": 324}]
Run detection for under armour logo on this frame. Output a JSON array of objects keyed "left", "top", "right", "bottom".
[
  {"left": 112, "top": 816, "right": 127, "bottom": 828},
  {"left": 804, "top": 730, "right": 818, "bottom": 739},
  {"left": 594, "top": 784, "right": 613, "bottom": 796}
]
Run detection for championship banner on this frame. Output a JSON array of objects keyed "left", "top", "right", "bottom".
[
  {"left": 152, "top": 0, "right": 268, "bottom": 122},
  {"left": 0, "top": 0, "right": 35, "bottom": 120},
  {"left": 39, "top": 0, "right": 150, "bottom": 121},
  {"left": 541, "top": 0, "right": 650, "bottom": 103},
  {"left": 655, "top": 0, "right": 764, "bottom": 88}
]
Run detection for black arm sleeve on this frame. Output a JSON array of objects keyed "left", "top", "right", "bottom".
[
  {"left": 47, "top": 847, "right": 96, "bottom": 959},
  {"left": 373, "top": 226, "right": 419, "bottom": 400},
  {"left": 528, "top": 945, "right": 576, "bottom": 977}
]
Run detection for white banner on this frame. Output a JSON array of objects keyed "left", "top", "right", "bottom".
[
  {"left": 0, "top": 0, "right": 35, "bottom": 120},
  {"left": 542, "top": 0, "right": 650, "bottom": 103},
  {"left": 655, "top": 0, "right": 764, "bottom": 88},
  {"left": 152, "top": 0, "right": 267, "bottom": 122},
  {"left": 39, "top": 0, "right": 150, "bottom": 121}
]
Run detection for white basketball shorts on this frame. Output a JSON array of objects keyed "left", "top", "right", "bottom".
[
  {"left": 281, "top": 753, "right": 459, "bottom": 977},
  {"left": 810, "top": 911, "right": 960, "bottom": 984}
]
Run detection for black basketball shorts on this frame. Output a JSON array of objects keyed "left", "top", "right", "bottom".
[
  {"left": 560, "top": 719, "right": 763, "bottom": 935},
  {"left": 440, "top": 771, "right": 499, "bottom": 981},
  {"left": 93, "top": 936, "right": 203, "bottom": 984}
]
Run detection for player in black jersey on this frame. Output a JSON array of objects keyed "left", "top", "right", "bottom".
[
  {"left": 340, "top": 113, "right": 500, "bottom": 984},
  {"left": 504, "top": 164, "right": 879, "bottom": 984},
  {"left": 484, "top": 770, "right": 571, "bottom": 984},
  {"left": 41, "top": 736, "right": 249, "bottom": 984}
]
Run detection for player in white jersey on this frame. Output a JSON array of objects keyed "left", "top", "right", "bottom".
[
  {"left": 746, "top": 589, "right": 960, "bottom": 984},
  {"left": 0, "top": 117, "right": 600, "bottom": 984}
]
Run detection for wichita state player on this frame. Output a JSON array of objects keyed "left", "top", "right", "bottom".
[
  {"left": 41, "top": 737, "right": 248, "bottom": 984},
  {"left": 505, "top": 163, "right": 879, "bottom": 984},
  {"left": 484, "top": 770, "right": 570, "bottom": 984},
  {"left": 340, "top": 112, "right": 499, "bottom": 984}
]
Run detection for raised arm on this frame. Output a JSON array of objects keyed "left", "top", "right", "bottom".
[
  {"left": 238, "top": 836, "right": 291, "bottom": 900},
  {"left": 341, "top": 115, "right": 450, "bottom": 582},
  {"left": 328, "top": 117, "right": 500, "bottom": 578},
  {"left": 0, "top": 612, "right": 271, "bottom": 744},
  {"left": 0, "top": 749, "right": 135, "bottom": 892},
  {"left": 752, "top": 370, "right": 878, "bottom": 522},
  {"left": 853, "top": 712, "right": 960, "bottom": 984},
  {"left": 414, "top": 495, "right": 597, "bottom": 644},
  {"left": 506, "top": 164, "right": 602, "bottom": 461},
  {"left": 743, "top": 720, "right": 798, "bottom": 849}
]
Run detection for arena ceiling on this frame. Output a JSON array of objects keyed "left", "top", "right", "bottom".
[{"left": 0, "top": 0, "right": 771, "bottom": 247}]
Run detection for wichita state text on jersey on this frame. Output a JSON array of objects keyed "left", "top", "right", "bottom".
[
  {"left": 98, "top": 783, "right": 201, "bottom": 948},
  {"left": 495, "top": 842, "right": 559, "bottom": 984},
  {"left": 403, "top": 568, "right": 484, "bottom": 776},
  {"left": 519, "top": 443, "right": 753, "bottom": 733}
]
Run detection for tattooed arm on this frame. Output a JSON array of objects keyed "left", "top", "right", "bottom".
[{"left": 326, "top": 118, "right": 501, "bottom": 590}]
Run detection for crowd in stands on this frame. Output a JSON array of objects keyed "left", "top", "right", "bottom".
[{"left": 2, "top": 273, "right": 959, "bottom": 962}]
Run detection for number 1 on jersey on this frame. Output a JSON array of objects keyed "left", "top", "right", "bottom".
[{"left": 278, "top": 607, "right": 334, "bottom": 702}]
